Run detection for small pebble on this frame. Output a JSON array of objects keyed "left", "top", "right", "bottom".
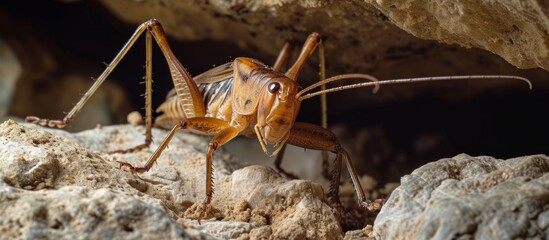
[{"left": 127, "top": 111, "right": 144, "bottom": 126}]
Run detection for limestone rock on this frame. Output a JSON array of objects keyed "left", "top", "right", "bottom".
[
  {"left": 231, "top": 166, "right": 342, "bottom": 239},
  {"left": 0, "top": 184, "right": 190, "bottom": 239},
  {"left": 98, "top": 0, "right": 548, "bottom": 86},
  {"left": 0, "top": 119, "right": 364, "bottom": 239},
  {"left": 373, "top": 154, "right": 549, "bottom": 239},
  {"left": 369, "top": 0, "right": 549, "bottom": 70}
]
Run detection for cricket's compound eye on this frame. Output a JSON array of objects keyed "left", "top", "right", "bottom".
[{"left": 268, "top": 82, "right": 281, "bottom": 94}]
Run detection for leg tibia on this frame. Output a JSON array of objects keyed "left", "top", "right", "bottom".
[{"left": 285, "top": 122, "right": 383, "bottom": 212}]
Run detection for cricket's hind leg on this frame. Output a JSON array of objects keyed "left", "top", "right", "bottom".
[{"left": 27, "top": 19, "right": 207, "bottom": 154}]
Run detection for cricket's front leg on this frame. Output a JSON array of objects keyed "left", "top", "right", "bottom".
[
  {"left": 116, "top": 117, "right": 241, "bottom": 224},
  {"left": 285, "top": 122, "right": 385, "bottom": 212},
  {"left": 198, "top": 126, "right": 240, "bottom": 223}
]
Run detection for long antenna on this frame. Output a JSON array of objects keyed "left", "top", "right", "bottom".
[
  {"left": 296, "top": 73, "right": 380, "bottom": 99},
  {"left": 298, "top": 75, "right": 532, "bottom": 101}
]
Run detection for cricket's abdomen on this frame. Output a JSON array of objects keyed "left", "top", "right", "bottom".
[{"left": 155, "top": 78, "right": 234, "bottom": 129}]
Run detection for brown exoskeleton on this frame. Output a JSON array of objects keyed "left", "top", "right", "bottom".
[{"left": 26, "top": 19, "right": 532, "bottom": 223}]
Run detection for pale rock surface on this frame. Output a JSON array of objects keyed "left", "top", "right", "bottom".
[
  {"left": 0, "top": 120, "right": 360, "bottom": 239},
  {"left": 374, "top": 153, "right": 549, "bottom": 239},
  {"left": 369, "top": 0, "right": 549, "bottom": 70},
  {"left": 3, "top": 119, "right": 546, "bottom": 239},
  {"left": 0, "top": 184, "right": 190, "bottom": 239}
]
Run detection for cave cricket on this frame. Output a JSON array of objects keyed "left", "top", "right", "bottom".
[{"left": 26, "top": 19, "right": 532, "bottom": 223}]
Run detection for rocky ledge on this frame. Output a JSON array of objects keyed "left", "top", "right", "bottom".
[{"left": 0, "top": 119, "right": 547, "bottom": 239}]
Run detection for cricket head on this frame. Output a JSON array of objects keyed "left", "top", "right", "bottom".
[
  {"left": 255, "top": 77, "right": 302, "bottom": 151},
  {"left": 252, "top": 73, "right": 377, "bottom": 157}
]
